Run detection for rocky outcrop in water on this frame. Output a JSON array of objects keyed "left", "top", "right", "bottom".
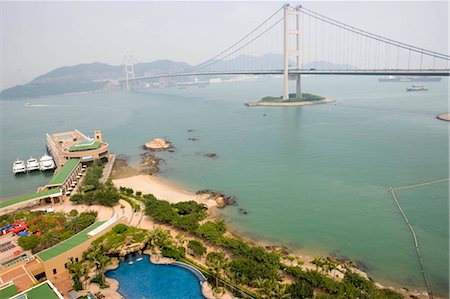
[
  {"left": 144, "top": 138, "right": 173, "bottom": 151},
  {"left": 140, "top": 152, "right": 161, "bottom": 175},
  {"left": 437, "top": 113, "right": 450, "bottom": 121},
  {"left": 205, "top": 153, "right": 217, "bottom": 158}
]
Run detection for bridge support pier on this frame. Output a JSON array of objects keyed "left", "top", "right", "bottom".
[{"left": 283, "top": 5, "right": 302, "bottom": 100}]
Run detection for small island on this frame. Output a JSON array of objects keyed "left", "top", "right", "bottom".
[
  {"left": 437, "top": 113, "right": 449, "bottom": 121},
  {"left": 144, "top": 138, "right": 173, "bottom": 151},
  {"left": 246, "top": 93, "right": 335, "bottom": 107}
]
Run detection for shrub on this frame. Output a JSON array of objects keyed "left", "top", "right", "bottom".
[
  {"left": 18, "top": 234, "right": 41, "bottom": 250},
  {"left": 195, "top": 220, "right": 227, "bottom": 245},
  {"left": 161, "top": 246, "right": 185, "bottom": 259},
  {"left": 91, "top": 274, "right": 109, "bottom": 289},
  {"left": 112, "top": 224, "right": 129, "bottom": 234},
  {"left": 69, "top": 209, "right": 79, "bottom": 217},
  {"left": 187, "top": 240, "right": 207, "bottom": 257},
  {"left": 287, "top": 281, "right": 314, "bottom": 299}
]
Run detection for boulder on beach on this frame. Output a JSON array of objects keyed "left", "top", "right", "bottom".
[
  {"left": 144, "top": 138, "right": 173, "bottom": 151},
  {"left": 215, "top": 197, "right": 226, "bottom": 208},
  {"left": 196, "top": 189, "right": 236, "bottom": 208}
]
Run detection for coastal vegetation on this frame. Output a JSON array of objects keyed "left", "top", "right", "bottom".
[
  {"left": 70, "top": 162, "right": 119, "bottom": 206},
  {"left": 107, "top": 191, "right": 403, "bottom": 299},
  {"left": 0, "top": 210, "right": 98, "bottom": 253},
  {"left": 260, "top": 93, "right": 324, "bottom": 102}
]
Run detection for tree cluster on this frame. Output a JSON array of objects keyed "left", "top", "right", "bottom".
[
  {"left": 70, "top": 162, "right": 118, "bottom": 206},
  {"left": 143, "top": 195, "right": 207, "bottom": 232},
  {"left": 17, "top": 211, "right": 97, "bottom": 254}
]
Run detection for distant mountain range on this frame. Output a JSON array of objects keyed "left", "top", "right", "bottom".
[
  {"left": 1, "top": 55, "right": 355, "bottom": 100},
  {"left": 0, "top": 60, "right": 192, "bottom": 100}
]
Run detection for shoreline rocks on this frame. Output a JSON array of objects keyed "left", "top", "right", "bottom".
[
  {"left": 144, "top": 138, "right": 173, "bottom": 151},
  {"left": 140, "top": 152, "right": 162, "bottom": 175},
  {"left": 196, "top": 189, "right": 236, "bottom": 208}
]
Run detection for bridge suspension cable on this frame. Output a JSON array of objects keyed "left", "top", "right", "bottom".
[
  {"left": 185, "top": 5, "right": 285, "bottom": 73},
  {"left": 299, "top": 6, "right": 450, "bottom": 61},
  {"left": 188, "top": 17, "right": 283, "bottom": 72}
]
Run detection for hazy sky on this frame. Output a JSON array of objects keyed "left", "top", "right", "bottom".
[{"left": 1, "top": 1, "right": 448, "bottom": 89}]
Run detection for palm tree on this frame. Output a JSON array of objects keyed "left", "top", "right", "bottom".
[
  {"left": 175, "top": 233, "right": 186, "bottom": 247},
  {"left": 80, "top": 263, "right": 90, "bottom": 289},
  {"left": 206, "top": 252, "right": 228, "bottom": 288},
  {"left": 149, "top": 228, "right": 173, "bottom": 249},
  {"left": 253, "top": 277, "right": 270, "bottom": 298},
  {"left": 67, "top": 261, "right": 83, "bottom": 290},
  {"left": 42, "top": 233, "right": 60, "bottom": 248},
  {"left": 268, "top": 283, "right": 290, "bottom": 299},
  {"left": 311, "top": 257, "right": 325, "bottom": 272}
]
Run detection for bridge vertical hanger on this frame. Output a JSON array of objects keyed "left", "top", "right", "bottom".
[{"left": 283, "top": 4, "right": 302, "bottom": 100}]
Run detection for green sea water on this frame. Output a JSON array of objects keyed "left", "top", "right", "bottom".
[{"left": 0, "top": 76, "right": 448, "bottom": 296}]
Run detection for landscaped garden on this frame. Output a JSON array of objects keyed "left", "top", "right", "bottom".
[
  {"left": 260, "top": 93, "right": 325, "bottom": 102},
  {"left": 0, "top": 209, "right": 97, "bottom": 254},
  {"left": 70, "top": 161, "right": 119, "bottom": 206},
  {"left": 65, "top": 189, "right": 403, "bottom": 299}
]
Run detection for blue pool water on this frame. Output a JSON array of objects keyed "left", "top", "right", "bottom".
[{"left": 105, "top": 255, "right": 206, "bottom": 299}]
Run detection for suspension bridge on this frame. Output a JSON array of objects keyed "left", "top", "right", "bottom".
[{"left": 122, "top": 4, "right": 449, "bottom": 99}]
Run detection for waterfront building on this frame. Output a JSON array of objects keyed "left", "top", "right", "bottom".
[
  {"left": 44, "top": 158, "right": 83, "bottom": 196},
  {"left": 47, "top": 129, "right": 109, "bottom": 167},
  {"left": 0, "top": 215, "right": 125, "bottom": 296}
]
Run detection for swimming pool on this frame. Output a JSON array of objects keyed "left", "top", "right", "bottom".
[{"left": 105, "top": 254, "right": 206, "bottom": 299}]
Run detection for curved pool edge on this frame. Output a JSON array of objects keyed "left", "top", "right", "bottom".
[
  {"left": 171, "top": 261, "right": 207, "bottom": 282},
  {"left": 105, "top": 254, "right": 210, "bottom": 299}
]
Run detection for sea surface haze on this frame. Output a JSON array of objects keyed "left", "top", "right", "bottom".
[{"left": 0, "top": 76, "right": 448, "bottom": 296}]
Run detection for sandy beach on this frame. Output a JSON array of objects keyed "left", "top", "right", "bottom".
[{"left": 112, "top": 174, "right": 217, "bottom": 208}]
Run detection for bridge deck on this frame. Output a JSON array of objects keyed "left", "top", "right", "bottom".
[{"left": 127, "top": 69, "right": 449, "bottom": 82}]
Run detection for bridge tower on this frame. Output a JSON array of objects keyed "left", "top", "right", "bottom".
[
  {"left": 283, "top": 4, "right": 302, "bottom": 100},
  {"left": 123, "top": 55, "right": 136, "bottom": 91}
]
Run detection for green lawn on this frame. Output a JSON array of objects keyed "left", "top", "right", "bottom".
[
  {"left": 0, "top": 283, "right": 18, "bottom": 298},
  {"left": 260, "top": 93, "right": 324, "bottom": 102},
  {"left": 68, "top": 141, "right": 101, "bottom": 152}
]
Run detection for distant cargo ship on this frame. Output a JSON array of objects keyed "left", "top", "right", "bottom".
[
  {"left": 378, "top": 76, "right": 442, "bottom": 82},
  {"left": 406, "top": 85, "right": 428, "bottom": 92}
]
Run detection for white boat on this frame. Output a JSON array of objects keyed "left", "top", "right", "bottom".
[
  {"left": 406, "top": 85, "right": 428, "bottom": 92},
  {"left": 26, "top": 157, "right": 40, "bottom": 171},
  {"left": 39, "top": 154, "right": 56, "bottom": 171},
  {"left": 13, "top": 159, "right": 27, "bottom": 174}
]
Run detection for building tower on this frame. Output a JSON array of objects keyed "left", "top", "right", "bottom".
[
  {"left": 94, "top": 130, "right": 103, "bottom": 143},
  {"left": 283, "top": 4, "right": 302, "bottom": 100}
]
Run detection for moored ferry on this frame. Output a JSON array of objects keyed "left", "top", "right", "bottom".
[
  {"left": 26, "top": 157, "right": 40, "bottom": 171},
  {"left": 39, "top": 154, "right": 56, "bottom": 171},
  {"left": 12, "top": 159, "right": 27, "bottom": 174}
]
